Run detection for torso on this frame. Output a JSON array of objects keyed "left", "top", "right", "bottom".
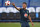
[{"left": 20, "top": 8, "right": 29, "bottom": 22}]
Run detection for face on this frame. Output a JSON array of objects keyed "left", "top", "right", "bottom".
[{"left": 22, "top": 4, "right": 27, "bottom": 8}]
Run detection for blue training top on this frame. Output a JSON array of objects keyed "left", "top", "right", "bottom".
[{"left": 19, "top": 8, "right": 29, "bottom": 23}]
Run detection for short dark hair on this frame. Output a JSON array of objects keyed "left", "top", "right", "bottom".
[{"left": 23, "top": 2, "right": 27, "bottom": 5}]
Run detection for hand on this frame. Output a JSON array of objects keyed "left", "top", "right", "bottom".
[
  {"left": 11, "top": 2, "right": 15, "bottom": 6},
  {"left": 31, "top": 22, "right": 34, "bottom": 27}
]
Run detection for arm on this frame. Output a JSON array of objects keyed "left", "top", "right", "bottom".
[
  {"left": 28, "top": 15, "right": 34, "bottom": 26},
  {"left": 12, "top": 3, "right": 20, "bottom": 10}
]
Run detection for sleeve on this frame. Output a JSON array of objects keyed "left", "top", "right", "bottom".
[
  {"left": 28, "top": 10, "right": 29, "bottom": 16},
  {"left": 19, "top": 8, "right": 22, "bottom": 11}
]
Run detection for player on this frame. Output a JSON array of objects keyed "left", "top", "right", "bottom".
[{"left": 12, "top": 2, "right": 34, "bottom": 27}]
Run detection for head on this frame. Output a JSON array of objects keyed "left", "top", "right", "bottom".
[{"left": 22, "top": 2, "right": 27, "bottom": 9}]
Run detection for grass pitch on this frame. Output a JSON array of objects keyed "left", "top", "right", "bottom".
[{"left": 0, "top": 22, "right": 40, "bottom": 27}]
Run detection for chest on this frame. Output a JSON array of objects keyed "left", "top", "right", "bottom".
[{"left": 20, "top": 10, "right": 28, "bottom": 14}]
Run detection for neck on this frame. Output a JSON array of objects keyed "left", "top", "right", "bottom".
[{"left": 23, "top": 8, "right": 26, "bottom": 10}]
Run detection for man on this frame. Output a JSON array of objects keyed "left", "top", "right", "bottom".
[{"left": 12, "top": 2, "right": 34, "bottom": 27}]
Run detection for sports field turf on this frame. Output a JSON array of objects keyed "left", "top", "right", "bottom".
[{"left": 0, "top": 22, "right": 40, "bottom": 27}]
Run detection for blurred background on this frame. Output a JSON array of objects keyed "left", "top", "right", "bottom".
[{"left": 0, "top": 0, "right": 40, "bottom": 27}]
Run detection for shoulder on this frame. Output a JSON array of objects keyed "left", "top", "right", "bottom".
[
  {"left": 26, "top": 9, "right": 29, "bottom": 11},
  {"left": 26, "top": 9, "right": 29, "bottom": 13},
  {"left": 20, "top": 8, "right": 23, "bottom": 10},
  {"left": 19, "top": 8, "right": 23, "bottom": 11},
  {"left": 20, "top": 8, "right": 23, "bottom": 9}
]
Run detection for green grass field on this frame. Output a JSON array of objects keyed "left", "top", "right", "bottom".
[{"left": 0, "top": 22, "right": 40, "bottom": 27}]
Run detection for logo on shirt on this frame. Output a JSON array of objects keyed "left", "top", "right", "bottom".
[{"left": 24, "top": 13, "right": 28, "bottom": 18}]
